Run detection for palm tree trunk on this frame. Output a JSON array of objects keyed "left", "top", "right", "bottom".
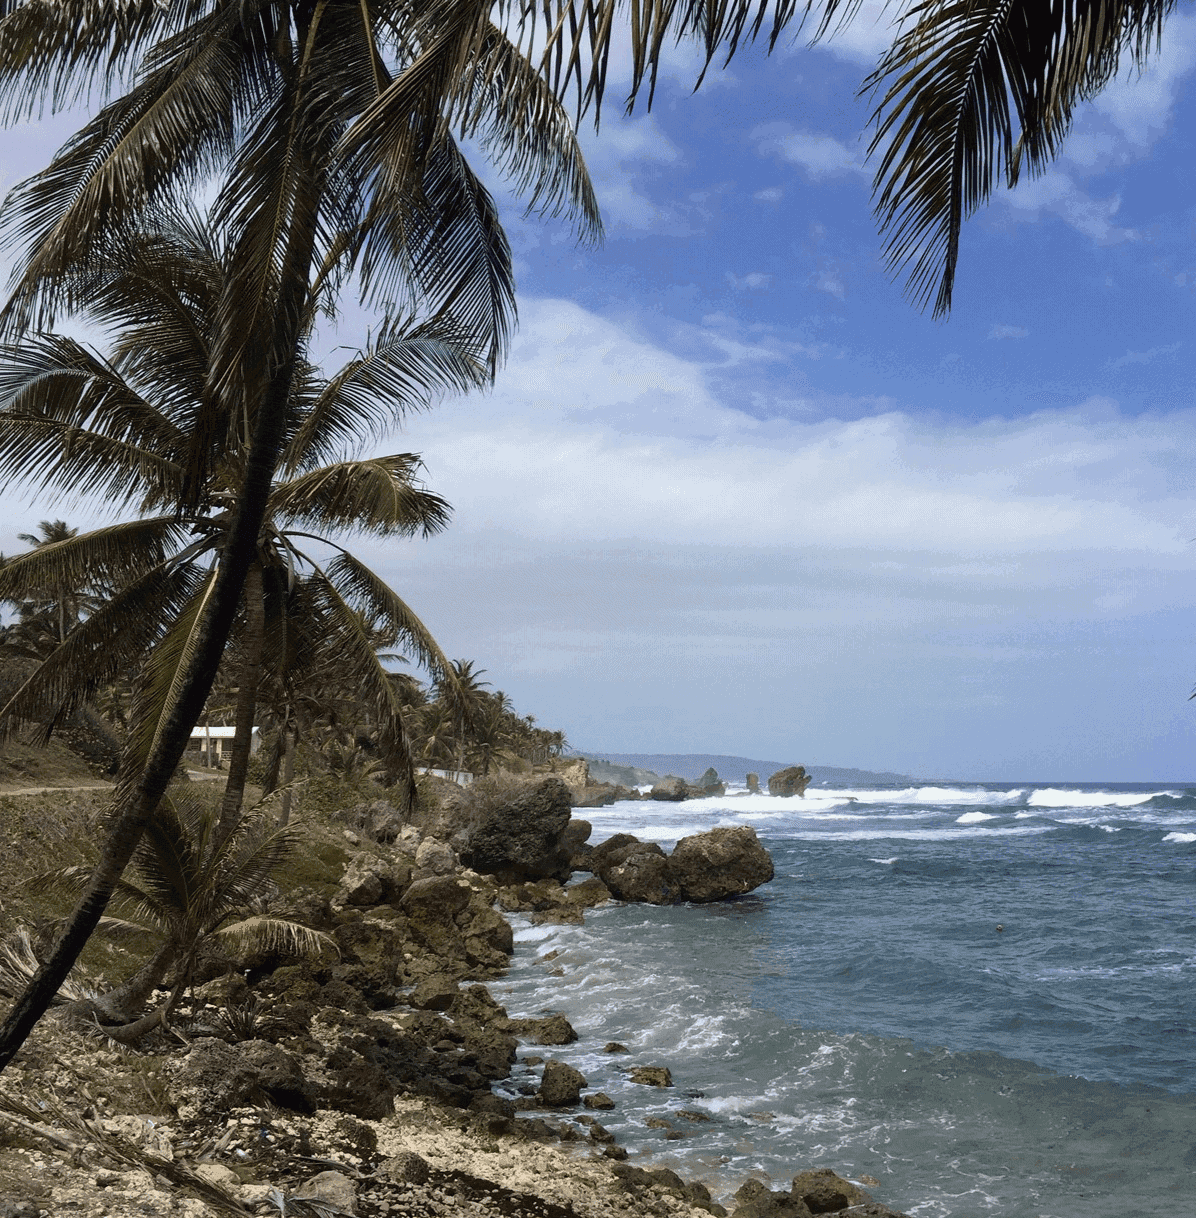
[
  {"left": 0, "top": 174, "right": 322, "bottom": 1074},
  {"left": 277, "top": 724, "right": 297, "bottom": 827},
  {"left": 216, "top": 561, "right": 265, "bottom": 843},
  {"left": 93, "top": 941, "right": 176, "bottom": 1023}
]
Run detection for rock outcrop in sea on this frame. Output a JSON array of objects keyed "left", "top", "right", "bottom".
[{"left": 768, "top": 764, "right": 812, "bottom": 797}]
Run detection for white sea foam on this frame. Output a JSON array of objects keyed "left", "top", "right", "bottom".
[
  {"left": 1163, "top": 831, "right": 1196, "bottom": 843},
  {"left": 955, "top": 811, "right": 998, "bottom": 824},
  {"left": 789, "top": 826, "right": 1047, "bottom": 842},
  {"left": 1028, "top": 788, "right": 1161, "bottom": 808},
  {"left": 869, "top": 857, "right": 899, "bottom": 865}
]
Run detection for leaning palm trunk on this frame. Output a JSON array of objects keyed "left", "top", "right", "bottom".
[
  {"left": 90, "top": 940, "right": 177, "bottom": 1024},
  {"left": 216, "top": 561, "right": 266, "bottom": 844},
  {"left": 0, "top": 191, "right": 321, "bottom": 1072}
]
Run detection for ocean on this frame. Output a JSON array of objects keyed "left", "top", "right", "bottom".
[{"left": 489, "top": 783, "right": 1196, "bottom": 1217}]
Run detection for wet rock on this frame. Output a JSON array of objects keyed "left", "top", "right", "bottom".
[
  {"left": 694, "top": 767, "right": 727, "bottom": 797},
  {"left": 459, "top": 777, "right": 574, "bottom": 882},
  {"left": 604, "top": 846, "right": 679, "bottom": 904},
  {"left": 538, "top": 1060, "right": 587, "bottom": 1106},
  {"left": 669, "top": 826, "right": 774, "bottom": 902},
  {"left": 746, "top": 772, "right": 760, "bottom": 793},
  {"left": 516, "top": 1013, "right": 579, "bottom": 1045},
  {"left": 790, "top": 1168, "right": 872, "bottom": 1213},
  {"left": 400, "top": 875, "right": 473, "bottom": 961},
  {"left": 629, "top": 1065, "right": 673, "bottom": 1087},
  {"left": 561, "top": 817, "right": 593, "bottom": 856},
  {"left": 733, "top": 1179, "right": 812, "bottom": 1218},
  {"left": 768, "top": 765, "right": 811, "bottom": 797},
  {"left": 564, "top": 876, "right": 611, "bottom": 908},
  {"left": 296, "top": 1170, "right": 358, "bottom": 1216},
  {"left": 583, "top": 1091, "right": 615, "bottom": 1109},
  {"left": 603, "top": 1041, "right": 629, "bottom": 1053},
  {"left": 649, "top": 776, "right": 690, "bottom": 801}
]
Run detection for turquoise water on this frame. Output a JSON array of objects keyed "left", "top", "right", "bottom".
[{"left": 493, "top": 784, "right": 1196, "bottom": 1216}]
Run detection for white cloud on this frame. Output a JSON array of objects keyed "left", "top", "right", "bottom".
[
  {"left": 727, "top": 271, "right": 772, "bottom": 291},
  {"left": 1000, "top": 169, "right": 1138, "bottom": 244},
  {"left": 988, "top": 324, "right": 1028, "bottom": 340},
  {"left": 754, "top": 186, "right": 784, "bottom": 203},
  {"left": 578, "top": 114, "right": 688, "bottom": 232},
  {"left": 388, "top": 300, "right": 1196, "bottom": 562},
  {"left": 807, "top": 0, "right": 909, "bottom": 66},
  {"left": 1109, "top": 342, "right": 1182, "bottom": 369},
  {"left": 814, "top": 269, "right": 846, "bottom": 300},
  {"left": 1091, "top": 13, "right": 1196, "bottom": 148},
  {"left": 752, "top": 123, "right": 865, "bottom": 179}
]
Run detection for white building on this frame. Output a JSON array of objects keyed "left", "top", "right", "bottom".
[{"left": 188, "top": 725, "right": 261, "bottom": 767}]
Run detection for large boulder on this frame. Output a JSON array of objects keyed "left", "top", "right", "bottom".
[
  {"left": 459, "top": 778, "right": 574, "bottom": 881},
  {"left": 538, "top": 1060, "right": 587, "bottom": 1107},
  {"left": 170, "top": 1038, "right": 315, "bottom": 1118},
  {"left": 603, "top": 844, "right": 679, "bottom": 905},
  {"left": 669, "top": 827, "right": 774, "bottom": 903},
  {"left": 335, "top": 852, "right": 411, "bottom": 907},
  {"left": 768, "top": 765, "right": 811, "bottom": 797},
  {"left": 590, "top": 830, "right": 773, "bottom": 905},
  {"left": 746, "top": 772, "right": 760, "bottom": 793},
  {"left": 649, "top": 776, "right": 690, "bottom": 802},
  {"left": 400, "top": 875, "right": 473, "bottom": 960},
  {"left": 789, "top": 1170, "right": 876, "bottom": 1213},
  {"left": 693, "top": 767, "right": 727, "bottom": 798}
]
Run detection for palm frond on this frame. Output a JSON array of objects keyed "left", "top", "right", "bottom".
[
  {"left": 211, "top": 915, "right": 336, "bottom": 960},
  {"left": 0, "top": 6, "right": 257, "bottom": 329},
  {"left": 124, "top": 567, "right": 219, "bottom": 779},
  {"left": 866, "top": 0, "right": 1174, "bottom": 314},
  {"left": 0, "top": 336, "right": 186, "bottom": 507},
  {"left": 283, "top": 316, "right": 488, "bottom": 471},
  {"left": 0, "top": 559, "right": 206, "bottom": 742},
  {"left": 0, "top": 519, "right": 189, "bottom": 604},
  {"left": 353, "top": 134, "right": 517, "bottom": 375},
  {"left": 320, "top": 551, "right": 454, "bottom": 680},
  {"left": 271, "top": 456, "right": 451, "bottom": 536}
]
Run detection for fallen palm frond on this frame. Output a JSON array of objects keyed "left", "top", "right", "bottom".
[
  {"left": 0, "top": 926, "right": 102, "bottom": 1006},
  {"left": 0, "top": 1086, "right": 252, "bottom": 1216}
]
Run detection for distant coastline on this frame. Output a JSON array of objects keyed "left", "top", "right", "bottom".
[{"left": 573, "top": 750, "right": 914, "bottom": 787}]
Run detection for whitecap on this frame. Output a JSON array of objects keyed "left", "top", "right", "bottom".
[
  {"left": 869, "top": 857, "right": 898, "bottom": 865},
  {"left": 1028, "top": 788, "right": 1158, "bottom": 808},
  {"left": 1163, "top": 831, "right": 1196, "bottom": 843},
  {"left": 956, "top": 811, "right": 998, "bottom": 824}
]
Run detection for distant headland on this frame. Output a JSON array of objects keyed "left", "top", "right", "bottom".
[{"left": 573, "top": 751, "right": 915, "bottom": 787}]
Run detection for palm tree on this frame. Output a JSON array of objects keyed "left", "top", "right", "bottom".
[
  {"left": 31, "top": 796, "right": 333, "bottom": 1042},
  {"left": 864, "top": 0, "right": 1177, "bottom": 315},
  {"left": 0, "top": 0, "right": 819, "bottom": 1073},
  {"left": 0, "top": 212, "right": 476, "bottom": 836}
]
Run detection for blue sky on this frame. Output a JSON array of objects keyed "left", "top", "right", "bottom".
[{"left": 3, "top": 9, "right": 1196, "bottom": 779}]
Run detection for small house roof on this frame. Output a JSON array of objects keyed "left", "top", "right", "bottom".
[{"left": 188, "top": 725, "right": 260, "bottom": 740}]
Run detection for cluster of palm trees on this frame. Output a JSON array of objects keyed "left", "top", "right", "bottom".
[{"left": 0, "top": 0, "right": 1175, "bottom": 1071}]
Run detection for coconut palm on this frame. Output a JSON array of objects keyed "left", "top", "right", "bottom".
[
  {"left": 0, "top": 0, "right": 824, "bottom": 1072},
  {"left": 0, "top": 211, "right": 476, "bottom": 836},
  {"left": 865, "top": 0, "right": 1177, "bottom": 315},
  {"left": 31, "top": 796, "right": 334, "bottom": 1042}
]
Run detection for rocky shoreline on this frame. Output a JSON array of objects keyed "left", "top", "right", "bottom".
[{"left": 0, "top": 776, "right": 909, "bottom": 1218}]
